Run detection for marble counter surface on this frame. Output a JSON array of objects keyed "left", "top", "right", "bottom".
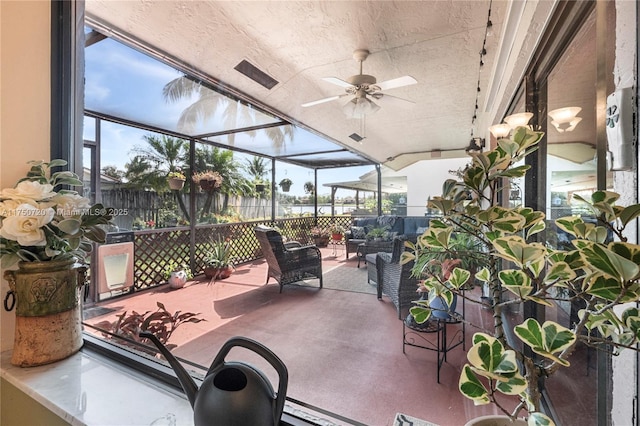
[{"left": 1, "top": 349, "right": 193, "bottom": 426}]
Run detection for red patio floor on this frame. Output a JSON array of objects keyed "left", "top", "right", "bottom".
[{"left": 84, "top": 247, "right": 506, "bottom": 426}]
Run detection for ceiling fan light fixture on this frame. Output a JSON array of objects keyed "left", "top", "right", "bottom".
[
  {"left": 504, "top": 112, "right": 534, "bottom": 129},
  {"left": 343, "top": 97, "right": 380, "bottom": 118}
]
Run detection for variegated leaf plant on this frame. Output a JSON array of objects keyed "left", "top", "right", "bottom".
[{"left": 402, "top": 126, "right": 640, "bottom": 426}]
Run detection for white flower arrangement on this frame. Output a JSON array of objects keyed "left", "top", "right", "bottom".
[{"left": 0, "top": 160, "right": 113, "bottom": 268}]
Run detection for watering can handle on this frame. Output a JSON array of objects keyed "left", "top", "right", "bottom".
[{"left": 211, "top": 336, "right": 289, "bottom": 425}]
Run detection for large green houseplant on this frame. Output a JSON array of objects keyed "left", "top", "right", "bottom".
[{"left": 402, "top": 127, "right": 640, "bottom": 425}]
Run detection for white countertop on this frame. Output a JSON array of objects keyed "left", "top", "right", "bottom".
[{"left": 1, "top": 349, "right": 194, "bottom": 426}]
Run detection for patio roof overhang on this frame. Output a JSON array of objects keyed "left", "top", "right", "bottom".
[{"left": 323, "top": 180, "right": 407, "bottom": 194}]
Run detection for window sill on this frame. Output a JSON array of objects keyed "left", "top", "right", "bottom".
[{"left": 1, "top": 347, "right": 193, "bottom": 425}]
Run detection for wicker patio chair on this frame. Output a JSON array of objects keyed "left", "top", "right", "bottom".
[
  {"left": 254, "top": 226, "right": 323, "bottom": 293},
  {"left": 376, "top": 236, "right": 420, "bottom": 319}
]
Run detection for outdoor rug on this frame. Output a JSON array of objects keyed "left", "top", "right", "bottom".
[
  {"left": 394, "top": 413, "right": 440, "bottom": 426},
  {"left": 301, "top": 264, "right": 376, "bottom": 295}
]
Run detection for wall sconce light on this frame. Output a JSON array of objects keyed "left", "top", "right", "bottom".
[
  {"left": 548, "top": 107, "right": 582, "bottom": 133},
  {"left": 503, "top": 112, "right": 534, "bottom": 129},
  {"left": 488, "top": 123, "right": 512, "bottom": 138},
  {"left": 465, "top": 137, "right": 485, "bottom": 155}
]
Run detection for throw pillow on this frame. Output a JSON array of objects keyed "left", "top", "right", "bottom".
[{"left": 350, "top": 226, "right": 366, "bottom": 239}]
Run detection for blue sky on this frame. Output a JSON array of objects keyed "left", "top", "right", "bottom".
[{"left": 84, "top": 34, "right": 375, "bottom": 198}]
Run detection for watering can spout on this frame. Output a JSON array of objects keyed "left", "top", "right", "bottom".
[{"left": 140, "top": 331, "right": 199, "bottom": 408}]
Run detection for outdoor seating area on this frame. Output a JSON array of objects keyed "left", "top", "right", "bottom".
[
  {"left": 83, "top": 243, "right": 496, "bottom": 425},
  {"left": 3, "top": 2, "right": 636, "bottom": 425}
]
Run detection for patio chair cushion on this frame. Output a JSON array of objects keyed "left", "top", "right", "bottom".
[{"left": 350, "top": 226, "right": 367, "bottom": 239}]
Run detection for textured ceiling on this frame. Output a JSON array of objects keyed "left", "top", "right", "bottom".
[{"left": 85, "top": 1, "right": 516, "bottom": 170}]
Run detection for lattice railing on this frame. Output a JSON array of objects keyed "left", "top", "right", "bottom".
[{"left": 130, "top": 216, "right": 354, "bottom": 290}]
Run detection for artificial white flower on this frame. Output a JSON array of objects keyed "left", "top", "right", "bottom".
[
  {"left": 0, "top": 203, "right": 54, "bottom": 246},
  {"left": 1, "top": 180, "right": 56, "bottom": 202},
  {"left": 51, "top": 193, "right": 91, "bottom": 218}
]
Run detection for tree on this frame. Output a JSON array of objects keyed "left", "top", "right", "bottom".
[
  {"left": 126, "top": 135, "right": 190, "bottom": 220},
  {"left": 101, "top": 165, "right": 124, "bottom": 181}
]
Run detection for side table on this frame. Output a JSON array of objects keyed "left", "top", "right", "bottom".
[
  {"left": 329, "top": 238, "right": 344, "bottom": 257},
  {"left": 402, "top": 296, "right": 466, "bottom": 383}
]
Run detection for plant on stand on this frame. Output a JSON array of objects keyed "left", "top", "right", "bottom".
[
  {"left": 328, "top": 223, "right": 345, "bottom": 241},
  {"left": 402, "top": 126, "right": 640, "bottom": 426},
  {"left": 1, "top": 159, "right": 113, "bottom": 366}
]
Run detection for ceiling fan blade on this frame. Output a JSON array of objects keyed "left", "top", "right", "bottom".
[
  {"left": 373, "top": 93, "right": 415, "bottom": 105},
  {"left": 375, "top": 76, "right": 417, "bottom": 91},
  {"left": 302, "top": 95, "right": 343, "bottom": 108},
  {"left": 322, "top": 77, "right": 354, "bottom": 88}
]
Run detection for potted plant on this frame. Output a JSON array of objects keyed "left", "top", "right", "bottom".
[
  {"left": 304, "top": 181, "right": 315, "bottom": 195},
  {"left": 162, "top": 260, "right": 193, "bottom": 289},
  {"left": 328, "top": 223, "right": 345, "bottom": 241},
  {"left": 402, "top": 126, "right": 640, "bottom": 426},
  {"left": 278, "top": 178, "right": 293, "bottom": 192},
  {"left": 192, "top": 170, "right": 223, "bottom": 192},
  {"left": 310, "top": 226, "right": 330, "bottom": 247},
  {"left": 365, "top": 226, "right": 389, "bottom": 241},
  {"left": 167, "top": 170, "right": 186, "bottom": 190},
  {"left": 0, "top": 159, "right": 113, "bottom": 366},
  {"left": 203, "top": 238, "right": 235, "bottom": 280},
  {"left": 255, "top": 180, "right": 266, "bottom": 193}
]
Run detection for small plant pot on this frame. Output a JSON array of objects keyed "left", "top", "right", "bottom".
[
  {"left": 313, "top": 236, "right": 329, "bottom": 247},
  {"left": 168, "top": 271, "right": 187, "bottom": 289},
  {"left": 331, "top": 233, "right": 342, "bottom": 241},
  {"left": 204, "top": 266, "right": 233, "bottom": 280},
  {"left": 168, "top": 177, "right": 185, "bottom": 190}
]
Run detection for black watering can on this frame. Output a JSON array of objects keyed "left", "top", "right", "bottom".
[{"left": 140, "top": 332, "right": 288, "bottom": 426}]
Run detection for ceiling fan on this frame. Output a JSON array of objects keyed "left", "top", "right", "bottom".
[{"left": 302, "top": 49, "right": 417, "bottom": 118}]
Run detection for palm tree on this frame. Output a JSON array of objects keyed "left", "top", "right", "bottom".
[
  {"left": 162, "top": 76, "right": 294, "bottom": 154},
  {"left": 127, "top": 134, "right": 190, "bottom": 220},
  {"left": 244, "top": 156, "right": 270, "bottom": 181},
  {"left": 133, "top": 134, "right": 188, "bottom": 176}
]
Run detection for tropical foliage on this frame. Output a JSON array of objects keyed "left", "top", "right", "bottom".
[
  {"left": 402, "top": 126, "right": 640, "bottom": 425},
  {"left": 93, "top": 301, "right": 205, "bottom": 351}
]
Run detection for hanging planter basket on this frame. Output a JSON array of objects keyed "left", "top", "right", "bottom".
[
  {"left": 168, "top": 177, "right": 185, "bottom": 191},
  {"left": 255, "top": 183, "right": 266, "bottom": 193},
  {"left": 280, "top": 184, "right": 291, "bottom": 192},
  {"left": 199, "top": 179, "right": 221, "bottom": 192}
]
